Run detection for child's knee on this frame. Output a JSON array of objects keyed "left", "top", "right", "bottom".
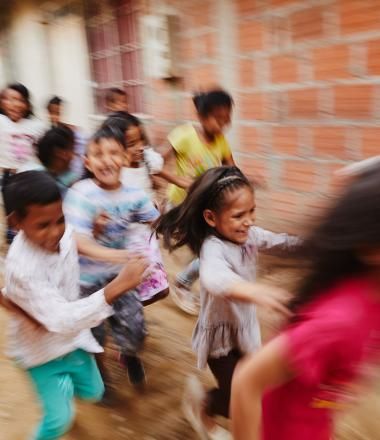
[
  {"left": 78, "top": 380, "right": 105, "bottom": 403},
  {"left": 37, "top": 406, "right": 74, "bottom": 440}
]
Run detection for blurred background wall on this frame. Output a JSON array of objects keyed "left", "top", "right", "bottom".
[{"left": 0, "top": 0, "right": 379, "bottom": 228}]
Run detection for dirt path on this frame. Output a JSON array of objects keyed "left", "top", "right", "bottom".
[{"left": 1, "top": 250, "right": 380, "bottom": 439}]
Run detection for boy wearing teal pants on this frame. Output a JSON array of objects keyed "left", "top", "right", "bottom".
[{"left": 1, "top": 171, "right": 147, "bottom": 439}]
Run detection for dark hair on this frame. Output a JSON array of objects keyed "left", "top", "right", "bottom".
[
  {"left": 82, "top": 125, "right": 126, "bottom": 180},
  {"left": 90, "top": 124, "right": 126, "bottom": 150},
  {"left": 4, "top": 171, "right": 61, "bottom": 218},
  {"left": 192, "top": 89, "right": 233, "bottom": 117},
  {"left": 290, "top": 163, "right": 380, "bottom": 316},
  {"left": 37, "top": 126, "right": 75, "bottom": 168},
  {"left": 5, "top": 82, "right": 33, "bottom": 118},
  {"left": 102, "top": 113, "right": 150, "bottom": 146},
  {"left": 155, "top": 166, "right": 252, "bottom": 255},
  {"left": 105, "top": 87, "right": 127, "bottom": 104},
  {"left": 47, "top": 96, "right": 63, "bottom": 109}
]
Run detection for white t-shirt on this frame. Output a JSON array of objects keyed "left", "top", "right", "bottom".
[{"left": 0, "top": 114, "right": 46, "bottom": 170}]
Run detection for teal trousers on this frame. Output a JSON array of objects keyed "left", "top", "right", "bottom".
[{"left": 27, "top": 349, "right": 104, "bottom": 440}]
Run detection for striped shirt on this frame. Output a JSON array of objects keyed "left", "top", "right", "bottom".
[
  {"left": 64, "top": 178, "right": 158, "bottom": 287},
  {"left": 4, "top": 226, "right": 113, "bottom": 369}
]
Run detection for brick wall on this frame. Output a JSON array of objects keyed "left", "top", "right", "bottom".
[{"left": 143, "top": 0, "right": 380, "bottom": 230}]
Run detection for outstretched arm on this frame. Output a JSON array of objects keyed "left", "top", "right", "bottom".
[{"left": 231, "top": 336, "right": 293, "bottom": 440}]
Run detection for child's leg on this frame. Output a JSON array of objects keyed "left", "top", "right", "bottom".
[
  {"left": 27, "top": 356, "right": 76, "bottom": 440},
  {"left": 110, "top": 291, "right": 146, "bottom": 355},
  {"left": 176, "top": 258, "right": 200, "bottom": 288},
  {"left": 68, "top": 350, "right": 104, "bottom": 402},
  {"left": 110, "top": 292, "right": 147, "bottom": 385},
  {"left": 206, "top": 349, "right": 243, "bottom": 418}
]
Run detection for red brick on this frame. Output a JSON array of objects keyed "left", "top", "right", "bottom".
[
  {"left": 152, "top": 97, "right": 177, "bottom": 120},
  {"left": 312, "top": 126, "right": 347, "bottom": 158},
  {"left": 272, "top": 127, "right": 299, "bottom": 154},
  {"left": 287, "top": 88, "right": 319, "bottom": 119},
  {"left": 367, "top": 39, "right": 380, "bottom": 75},
  {"left": 186, "top": 1, "right": 212, "bottom": 28},
  {"left": 270, "top": 55, "right": 298, "bottom": 84},
  {"left": 324, "top": 163, "right": 351, "bottom": 194},
  {"left": 239, "top": 59, "right": 255, "bottom": 87},
  {"left": 181, "top": 37, "right": 195, "bottom": 60},
  {"left": 238, "top": 156, "right": 268, "bottom": 181},
  {"left": 271, "top": 0, "right": 298, "bottom": 5},
  {"left": 236, "top": 0, "right": 258, "bottom": 15},
  {"left": 360, "top": 127, "right": 380, "bottom": 158},
  {"left": 238, "top": 126, "right": 261, "bottom": 153},
  {"left": 186, "top": 64, "right": 218, "bottom": 89},
  {"left": 338, "top": 0, "right": 380, "bottom": 35},
  {"left": 182, "top": 96, "right": 197, "bottom": 120},
  {"left": 283, "top": 160, "right": 317, "bottom": 191},
  {"left": 198, "top": 33, "right": 216, "bottom": 58},
  {"left": 238, "top": 21, "right": 266, "bottom": 52},
  {"left": 291, "top": 7, "right": 324, "bottom": 42},
  {"left": 334, "top": 84, "right": 374, "bottom": 119},
  {"left": 238, "top": 92, "right": 271, "bottom": 120},
  {"left": 269, "top": 190, "right": 300, "bottom": 221},
  {"left": 313, "top": 44, "right": 350, "bottom": 80}
]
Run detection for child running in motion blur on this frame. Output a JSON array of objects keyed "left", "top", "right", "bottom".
[
  {"left": 155, "top": 166, "right": 298, "bottom": 439},
  {"left": 1, "top": 171, "right": 147, "bottom": 440},
  {"left": 0, "top": 83, "right": 46, "bottom": 243},
  {"left": 162, "top": 89, "right": 236, "bottom": 315},
  {"left": 64, "top": 125, "right": 159, "bottom": 392},
  {"left": 103, "top": 114, "right": 170, "bottom": 305},
  {"left": 231, "top": 162, "right": 380, "bottom": 440},
  {"left": 19, "top": 125, "right": 79, "bottom": 195}
]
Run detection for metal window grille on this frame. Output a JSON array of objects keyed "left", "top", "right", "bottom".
[{"left": 84, "top": 0, "right": 144, "bottom": 114}]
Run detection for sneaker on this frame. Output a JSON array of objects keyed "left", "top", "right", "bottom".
[
  {"left": 208, "top": 426, "right": 232, "bottom": 440},
  {"left": 182, "top": 376, "right": 209, "bottom": 440},
  {"left": 119, "top": 354, "right": 146, "bottom": 387},
  {"left": 171, "top": 281, "right": 200, "bottom": 316}
]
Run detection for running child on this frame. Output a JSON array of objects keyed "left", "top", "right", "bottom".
[
  {"left": 64, "top": 125, "right": 159, "bottom": 388},
  {"left": 155, "top": 166, "right": 298, "bottom": 439},
  {"left": 103, "top": 114, "right": 170, "bottom": 305},
  {"left": 162, "top": 89, "right": 236, "bottom": 315},
  {"left": 231, "top": 163, "right": 380, "bottom": 440},
  {"left": 0, "top": 83, "right": 46, "bottom": 243},
  {"left": 19, "top": 125, "right": 78, "bottom": 195},
  {"left": 46, "top": 95, "right": 87, "bottom": 178},
  {"left": 2, "top": 170, "right": 148, "bottom": 440}
]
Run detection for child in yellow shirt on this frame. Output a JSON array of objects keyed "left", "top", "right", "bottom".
[{"left": 163, "top": 89, "right": 235, "bottom": 314}]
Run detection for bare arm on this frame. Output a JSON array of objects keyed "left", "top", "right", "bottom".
[
  {"left": 159, "top": 145, "right": 193, "bottom": 189},
  {"left": 6, "top": 256, "right": 148, "bottom": 334},
  {"left": 231, "top": 336, "right": 293, "bottom": 440},
  {"left": 225, "top": 281, "right": 291, "bottom": 317},
  {"left": 75, "top": 233, "right": 130, "bottom": 264}
]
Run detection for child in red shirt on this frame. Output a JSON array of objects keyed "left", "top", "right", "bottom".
[{"left": 232, "top": 163, "right": 380, "bottom": 440}]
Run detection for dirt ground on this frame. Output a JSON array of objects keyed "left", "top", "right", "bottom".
[{"left": 1, "top": 248, "right": 380, "bottom": 439}]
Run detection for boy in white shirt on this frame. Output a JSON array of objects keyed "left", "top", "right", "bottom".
[{"left": 2, "top": 170, "right": 148, "bottom": 440}]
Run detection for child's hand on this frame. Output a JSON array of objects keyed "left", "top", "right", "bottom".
[
  {"left": 116, "top": 255, "right": 150, "bottom": 291},
  {"left": 249, "top": 283, "right": 292, "bottom": 317},
  {"left": 106, "top": 249, "right": 131, "bottom": 264},
  {"left": 93, "top": 211, "right": 110, "bottom": 238}
]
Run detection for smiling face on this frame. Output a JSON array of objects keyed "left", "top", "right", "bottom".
[
  {"left": 2, "top": 88, "right": 28, "bottom": 122},
  {"left": 204, "top": 185, "right": 256, "bottom": 244},
  {"left": 199, "top": 105, "right": 232, "bottom": 139},
  {"left": 125, "top": 125, "right": 144, "bottom": 166},
  {"left": 85, "top": 137, "right": 125, "bottom": 190},
  {"left": 16, "top": 201, "right": 65, "bottom": 253}
]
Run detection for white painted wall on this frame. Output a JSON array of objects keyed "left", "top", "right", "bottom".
[{"left": 3, "top": 0, "right": 95, "bottom": 130}]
